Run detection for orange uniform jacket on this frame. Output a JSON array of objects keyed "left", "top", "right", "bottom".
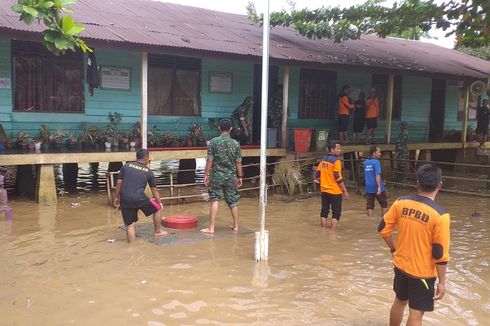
[
  {"left": 338, "top": 95, "right": 355, "bottom": 116},
  {"left": 365, "top": 97, "right": 379, "bottom": 118},
  {"left": 316, "top": 154, "right": 344, "bottom": 195},
  {"left": 378, "top": 195, "right": 450, "bottom": 278}
]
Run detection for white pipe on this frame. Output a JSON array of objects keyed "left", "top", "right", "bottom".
[
  {"left": 257, "top": 0, "right": 270, "bottom": 261},
  {"left": 141, "top": 52, "right": 148, "bottom": 149}
]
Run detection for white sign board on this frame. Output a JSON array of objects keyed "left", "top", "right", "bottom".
[
  {"left": 0, "top": 77, "right": 11, "bottom": 89},
  {"left": 209, "top": 72, "right": 233, "bottom": 93},
  {"left": 101, "top": 66, "right": 131, "bottom": 90}
]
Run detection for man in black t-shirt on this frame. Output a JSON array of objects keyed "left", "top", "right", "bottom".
[
  {"left": 476, "top": 99, "right": 490, "bottom": 147},
  {"left": 114, "top": 149, "right": 166, "bottom": 242}
]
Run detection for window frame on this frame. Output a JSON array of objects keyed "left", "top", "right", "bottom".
[
  {"left": 11, "top": 40, "right": 85, "bottom": 113},
  {"left": 148, "top": 54, "right": 201, "bottom": 117},
  {"left": 298, "top": 69, "right": 337, "bottom": 119}
]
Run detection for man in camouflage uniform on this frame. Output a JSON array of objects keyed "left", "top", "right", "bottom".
[
  {"left": 231, "top": 96, "right": 254, "bottom": 145},
  {"left": 201, "top": 119, "right": 243, "bottom": 234},
  {"left": 395, "top": 121, "right": 409, "bottom": 182}
]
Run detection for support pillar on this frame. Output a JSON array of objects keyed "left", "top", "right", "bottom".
[
  {"left": 461, "top": 82, "right": 470, "bottom": 145},
  {"left": 281, "top": 67, "right": 290, "bottom": 148},
  {"left": 141, "top": 52, "right": 148, "bottom": 149},
  {"left": 385, "top": 74, "right": 395, "bottom": 144},
  {"left": 36, "top": 164, "right": 57, "bottom": 205}
]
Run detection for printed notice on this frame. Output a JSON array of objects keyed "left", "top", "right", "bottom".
[
  {"left": 209, "top": 72, "right": 232, "bottom": 93},
  {"left": 101, "top": 66, "right": 131, "bottom": 90}
]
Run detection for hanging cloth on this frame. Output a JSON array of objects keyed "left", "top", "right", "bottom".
[{"left": 86, "top": 50, "right": 100, "bottom": 96}]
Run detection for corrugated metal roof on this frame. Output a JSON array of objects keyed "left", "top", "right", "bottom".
[{"left": 1, "top": 0, "right": 489, "bottom": 78}]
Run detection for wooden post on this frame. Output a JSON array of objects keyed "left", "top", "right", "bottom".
[
  {"left": 385, "top": 74, "right": 395, "bottom": 144},
  {"left": 281, "top": 67, "right": 290, "bottom": 148},
  {"left": 461, "top": 82, "right": 470, "bottom": 145},
  {"left": 36, "top": 164, "right": 57, "bottom": 205},
  {"left": 141, "top": 52, "right": 148, "bottom": 149}
]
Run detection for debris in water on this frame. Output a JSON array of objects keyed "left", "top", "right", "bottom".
[
  {"left": 107, "top": 239, "right": 115, "bottom": 243},
  {"left": 471, "top": 211, "right": 481, "bottom": 218},
  {"left": 26, "top": 297, "right": 32, "bottom": 308},
  {"left": 71, "top": 202, "right": 81, "bottom": 208}
]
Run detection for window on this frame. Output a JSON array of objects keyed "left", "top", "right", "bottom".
[
  {"left": 299, "top": 69, "right": 337, "bottom": 119},
  {"left": 148, "top": 54, "right": 201, "bottom": 116},
  {"left": 371, "top": 74, "right": 403, "bottom": 120},
  {"left": 12, "top": 41, "right": 84, "bottom": 113}
]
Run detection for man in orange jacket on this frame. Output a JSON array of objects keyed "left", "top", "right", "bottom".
[
  {"left": 378, "top": 164, "right": 450, "bottom": 325},
  {"left": 338, "top": 85, "right": 355, "bottom": 143}
]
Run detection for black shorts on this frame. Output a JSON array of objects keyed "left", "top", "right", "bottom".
[
  {"left": 393, "top": 267, "right": 436, "bottom": 312},
  {"left": 121, "top": 199, "right": 158, "bottom": 226},
  {"left": 320, "top": 192, "right": 342, "bottom": 220},
  {"left": 366, "top": 118, "right": 377, "bottom": 130},
  {"left": 338, "top": 115, "right": 350, "bottom": 132},
  {"left": 366, "top": 191, "right": 388, "bottom": 209},
  {"left": 353, "top": 119, "right": 365, "bottom": 133},
  {"left": 476, "top": 122, "right": 488, "bottom": 134}
]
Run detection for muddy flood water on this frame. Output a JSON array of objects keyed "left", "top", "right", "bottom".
[{"left": 1, "top": 187, "right": 489, "bottom": 326}]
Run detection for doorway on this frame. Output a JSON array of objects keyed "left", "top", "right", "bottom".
[
  {"left": 252, "top": 65, "right": 278, "bottom": 144},
  {"left": 429, "top": 79, "right": 446, "bottom": 142}
]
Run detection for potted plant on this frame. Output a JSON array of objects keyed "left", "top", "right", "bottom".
[
  {"left": 51, "top": 129, "right": 66, "bottom": 148},
  {"left": 187, "top": 123, "right": 205, "bottom": 147},
  {"left": 129, "top": 122, "right": 141, "bottom": 148},
  {"left": 16, "top": 132, "right": 29, "bottom": 149},
  {"left": 117, "top": 130, "right": 129, "bottom": 148},
  {"left": 39, "top": 125, "right": 50, "bottom": 148},
  {"left": 102, "top": 127, "right": 114, "bottom": 149},
  {"left": 32, "top": 136, "right": 42, "bottom": 151},
  {"left": 80, "top": 123, "right": 100, "bottom": 149},
  {"left": 108, "top": 112, "right": 122, "bottom": 146},
  {"left": 66, "top": 134, "right": 79, "bottom": 149},
  {"left": 267, "top": 91, "right": 283, "bottom": 148}
]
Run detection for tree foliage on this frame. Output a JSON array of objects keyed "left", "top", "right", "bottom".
[
  {"left": 248, "top": 0, "right": 489, "bottom": 48},
  {"left": 456, "top": 46, "right": 490, "bottom": 61},
  {"left": 11, "top": 0, "right": 91, "bottom": 55}
]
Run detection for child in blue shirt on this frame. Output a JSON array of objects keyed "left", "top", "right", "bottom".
[{"left": 364, "top": 145, "right": 388, "bottom": 217}]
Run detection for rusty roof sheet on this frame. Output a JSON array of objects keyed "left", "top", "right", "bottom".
[{"left": 1, "top": 0, "right": 490, "bottom": 79}]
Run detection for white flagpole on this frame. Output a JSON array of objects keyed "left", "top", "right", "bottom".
[{"left": 255, "top": 0, "right": 270, "bottom": 261}]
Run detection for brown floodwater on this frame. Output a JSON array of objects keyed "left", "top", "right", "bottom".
[{"left": 1, "top": 187, "right": 489, "bottom": 325}]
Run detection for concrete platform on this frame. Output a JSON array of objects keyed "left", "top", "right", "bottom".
[{"left": 119, "top": 218, "right": 254, "bottom": 246}]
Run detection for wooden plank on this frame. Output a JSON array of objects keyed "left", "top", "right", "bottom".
[
  {"left": 461, "top": 83, "right": 470, "bottom": 143},
  {"left": 281, "top": 66, "right": 289, "bottom": 147},
  {"left": 0, "top": 148, "right": 287, "bottom": 165},
  {"left": 385, "top": 74, "right": 394, "bottom": 143}
]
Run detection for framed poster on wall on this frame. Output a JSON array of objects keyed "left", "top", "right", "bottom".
[
  {"left": 100, "top": 66, "right": 131, "bottom": 91},
  {"left": 209, "top": 72, "right": 233, "bottom": 93}
]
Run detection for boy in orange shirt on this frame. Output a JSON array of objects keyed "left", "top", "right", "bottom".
[
  {"left": 315, "top": 141, "right": 349, "bottom": 230},
  {"left": 365, "top": 87, "right": 380, "bottom": 144}
]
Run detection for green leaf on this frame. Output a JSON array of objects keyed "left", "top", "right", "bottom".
[
  {"left": 61, "top": 15, "right": 75, "bottom": 34},
  {"left": 22, "top": 5, "right": 39, "bottom": 17},
  {"left": 43, "top": 30, "right": 58, "bottom": 42},
  {"left": 54, "top": 36, "right": 70, "bottom": 50},
  {"left": 38, "top": 1, "right": 55, "bottom": 9},
  {"left": 11, "top": 4, "right": 24, "bottom": 13},
  {"left": 58, "top": 0, "right": 77, "bottom": 6},
  {"left": 66, "top": 23, "right": 84, "bottom": 36},
  {"left": 20, "top": 13, "right": 34, "bottom": 25}
]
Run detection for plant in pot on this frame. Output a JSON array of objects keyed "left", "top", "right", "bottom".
[
  {"left": 161, "top": 132, "right": 178, "bottom": 147},
  {"left": 80, "top": 123, "right": 100, "bottom": 148},
  {"left": 108, "top": 112, "right": 122, "bottom": 146},
  {"left": 117, "top": 130, "right": 129, "bottom": 148},
  {"left": 148, "top": 125, "right": 162, "bottom": 147},
  {"left": 129, "top": 122, "right": 141, "bottom": 148},
  {"left": 51, "top": 129, "right": 66, "bottom": 148},
  {"left": 187, "top": 123, "right": 205, "bottom": 147},
  {"left": 66, "top": 134, "right": 79, "bottom": 149},
  {"left": 32, "top": 136, "right": 42, "bottom": 151},
  {"left": 39, "top": 125, "right": 50, "bottom": 148},
  {"left": 16, "top": 132, "right": 29, "bottom": 149},
  {"left": 102, "top": 127, "right": 114, "bottom": 149}
]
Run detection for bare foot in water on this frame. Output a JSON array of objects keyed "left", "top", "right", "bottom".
[
  {"left": 230, "top": 226, "right": 239, "bottom": 232},
  {"left": 154, "top": 230, "right": 168, "bottom": 236},
  {"left": 200, "top": 228, "right": 214, "bottom": 234}
]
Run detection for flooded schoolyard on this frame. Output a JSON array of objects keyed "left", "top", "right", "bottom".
[{"left": 1, "top": 185, "right": 489, "bottom": 326}]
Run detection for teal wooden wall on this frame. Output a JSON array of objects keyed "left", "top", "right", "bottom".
[
  {"left": 0, "top": 39, "right": 12, "bottom": 132},
  {"left": 0, "top": 35, "right": 469, "bottom": 144}
]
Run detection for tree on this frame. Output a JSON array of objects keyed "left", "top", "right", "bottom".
[
  {"left": 456, "top": 46, "right": 490, "bottom": 61},
  {"left": 247, "top": 0, "right": 489, "bottom": 48},
  {"left": 11, "top": 0, "right": 91, "bottom": 55}
]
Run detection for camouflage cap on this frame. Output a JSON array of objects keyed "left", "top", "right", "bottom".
[
  {"left": 399, "top": 121, "right": 408, "bottom": 128},
  {"left": 244, "top": 96, "right": 254, "bottom": 103}
]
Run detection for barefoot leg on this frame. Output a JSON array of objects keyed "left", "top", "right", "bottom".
[
  {"left": 201, "top": 200, "right": 219, "bottom": 234},
  {"left": 230, "top": 205, "right": 239, "bottom": 232},
  {"left": 127, "top": 222, "right": 136, "bottom": 243}
]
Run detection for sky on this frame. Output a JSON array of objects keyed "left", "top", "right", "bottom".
[{"left": 159, "top": 0, "right": 456, "bottom": 49}]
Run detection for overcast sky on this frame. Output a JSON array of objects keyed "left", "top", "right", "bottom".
[{"left": 159, "top": 0, "right": 455, "bottom": 49}]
